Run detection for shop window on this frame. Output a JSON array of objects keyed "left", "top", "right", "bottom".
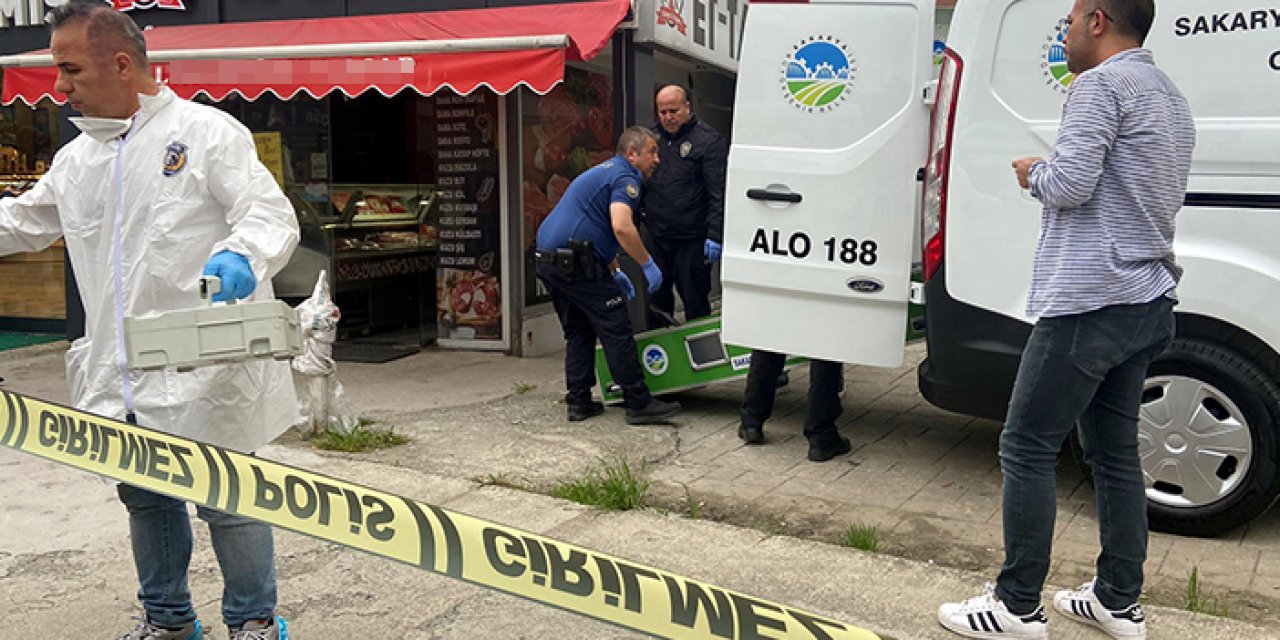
[
  {"left": 520, "top": 67, "right": 615, "bottom": 307},
  {"left": 0, "top": 88, "right": 59, "bottom": 193},
  {"left": 0, "top": 84, "right": 64, "bottom": 327}
]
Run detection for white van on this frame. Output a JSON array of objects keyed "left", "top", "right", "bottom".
[{"left": 722, "top": 0, "right": 1280, "bottom": 537}]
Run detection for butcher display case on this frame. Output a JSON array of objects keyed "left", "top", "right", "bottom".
[
  {"left": 0, "top": 172, "right": 67, "bottom": 332},
  {"left": 272, "top": 183, "right": 440, "bottom": 343}
]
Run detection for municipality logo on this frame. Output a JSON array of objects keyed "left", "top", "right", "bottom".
[
  {"left": 1041, "top": 20, "right": 1074, "bottom": 94},
  {"left": 781, "top": 36, "right": 856, "bottom": 113},
  {"left": 642, "top": 345, "right": 669, "bottom": 376}
]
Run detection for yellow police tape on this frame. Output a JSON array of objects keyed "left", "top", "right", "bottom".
[{"left": 0, "top": 389, "right": 881, "bottom": 640}]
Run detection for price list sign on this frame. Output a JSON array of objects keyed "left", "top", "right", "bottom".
[{"left": 432, "top": 92, "right": 503, "bottom": 343}]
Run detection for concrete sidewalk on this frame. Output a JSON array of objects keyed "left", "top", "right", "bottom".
[{"left": 1, "top": 341, "right": 1276, "bottom": 638}]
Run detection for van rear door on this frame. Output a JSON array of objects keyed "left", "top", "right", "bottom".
[{"left": 721, "top": 0, "right": 935, "bottom": 367}]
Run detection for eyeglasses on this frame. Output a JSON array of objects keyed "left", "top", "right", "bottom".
[{"left": 1063, "top": 7, "right": 1114, "bottom": 33}]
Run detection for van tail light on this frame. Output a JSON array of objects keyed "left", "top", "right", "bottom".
[{"left": 921, "top": 48, "right": 963, "bottom": 282}]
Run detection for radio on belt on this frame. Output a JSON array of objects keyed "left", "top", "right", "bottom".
[{"left": 123, "top": 276, "right": 303, "bottom": 372}]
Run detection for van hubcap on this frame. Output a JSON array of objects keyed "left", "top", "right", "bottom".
[{"left": 1137, "top": 375, "right": 1252, "bottom": 509}]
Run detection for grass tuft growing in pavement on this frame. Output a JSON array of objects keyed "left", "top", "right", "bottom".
[
  {"left": 842, "top": 523, "right": 883, "bottom": 553},
  {"left": 309, "top": 420, "right": 409, "bottom": 452},
  {"left": 551, "top": 456, "right": 649, "bottom": 511},
  {"left": 1184, "top": 566, "right": 1229, "bottom": 617},
  {"left": 683, "top": 485, "right": 705, "bottom": 519},
  {"left": 513, "top": 381, "right": 537, "bottom": 394}
]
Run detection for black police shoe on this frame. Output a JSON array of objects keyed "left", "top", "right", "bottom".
[
  {"left": 624, "top": 398, "right": 681, "bottom": 425},
  {"left": 738, "top": 422, "right": 764, "bottom": 445},
  {"left": 567, "top": 401, "right": 605, "bottom": 422},
  {"left": 807, "top": 434, "right": 851, "bottom": 462}
]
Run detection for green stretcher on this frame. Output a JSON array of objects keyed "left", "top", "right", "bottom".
[
  {"left": 593, "top": 279, "right": 925, "bottom": 404},
  {"left": 594, "top": 313, "right": 806, "bottom": 404}
]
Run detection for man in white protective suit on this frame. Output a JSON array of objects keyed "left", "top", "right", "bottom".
[{"left": 0, "top": 3, "right": 300, "bottom": 639}]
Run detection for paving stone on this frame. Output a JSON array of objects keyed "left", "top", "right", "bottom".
[
  {"left": 889, "top": 515, "right": 1005, "bottom": 569},
  {"left": 899, "top": 477, "right": 1001, "bottom": 522},
  {"left": 1156, "top": 537, "right": 1260, "bottom": 593},
  {"left": 699, "top": 463, "right": 749, "bottom": 481},
  {"left": 864, "top": 393, "right": 923, "bottom": 413},
  {"left": 682, "top": 476, "right": 777, "bottom": 503},
  {"left": 1248, "top": 549, "right": 1280, "bottom": 598},
  {"left": 712, "top": 439, "right": 810, "bottom": 474},
  {"left": 829, "top": 504, "right": 905, "bottom": 532},
  {"left": 647, "top": 464, "right": 706, "bottom": 486},
  {"left": 1239, "top": 508, "right": 1280, "bottom": 549},
  {"left": 825, "top": 464, "right": 931, "bottom": 509}
]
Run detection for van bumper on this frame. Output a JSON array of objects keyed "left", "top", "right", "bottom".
[{"left": 916, "top": 263, "right": 1031, "bottom": 422}]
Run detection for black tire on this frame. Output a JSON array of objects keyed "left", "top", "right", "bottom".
[{"left": 1070, "top": 338, "right": 1280, "bottom": 537}]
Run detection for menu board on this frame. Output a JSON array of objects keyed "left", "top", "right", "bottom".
[{"left": 431, "top": 92, "right": 504, "bottom": 343}]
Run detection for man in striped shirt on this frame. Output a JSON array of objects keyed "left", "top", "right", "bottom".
[{"left": 939, "top": 1, "right": 1195, "bottom": 639}]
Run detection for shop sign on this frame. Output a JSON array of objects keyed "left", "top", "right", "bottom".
[
  {"left": 635, "top": 0, "right": 749, "bottom": 73},
  {"left": 2, "top": 0, "right": 185, "bottom": 29}
]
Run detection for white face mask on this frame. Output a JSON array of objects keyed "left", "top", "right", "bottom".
[{"left": 69, "top": 116, "right": 134, "bottom": 143}]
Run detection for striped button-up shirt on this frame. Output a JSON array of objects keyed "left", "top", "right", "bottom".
[{"left": 1026, "top": 48, "right": 1196, "bottom": 319}]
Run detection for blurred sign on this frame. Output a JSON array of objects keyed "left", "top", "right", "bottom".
[
  {"left": 113, "top": 0, "right": 186, "bottom": 10},
  {"left": 635, "top": 0, "right": 749, "bottom": 72},
  {"left": 2, "top": 0, "right": 186, "bottom": 29}
]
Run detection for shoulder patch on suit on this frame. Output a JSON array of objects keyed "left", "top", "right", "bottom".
[{"left": 162, "top": 141, "right": 189, "bottom": 177}]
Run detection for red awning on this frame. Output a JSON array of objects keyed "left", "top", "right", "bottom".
[{"left": 2, "top": 0, "right": 629, "bottom": 105}]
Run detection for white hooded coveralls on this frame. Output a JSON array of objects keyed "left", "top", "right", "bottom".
[{"left": 0, "top": 88, "right": 300, "bottom": 452}]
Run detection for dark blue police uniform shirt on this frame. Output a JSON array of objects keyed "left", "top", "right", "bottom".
[{"left": 535, "top": 155, "right": 642, "bottom": 264}]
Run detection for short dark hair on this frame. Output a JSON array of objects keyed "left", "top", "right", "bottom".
[
  {"left": 51, "top": 0, "right": 149, "bottom": 66},
  {"left": 1094, "top": 0, "right": 1155, "bottom": 44},
  {"left": 616, "top": 126, "right": 656, "bottom": 155}
]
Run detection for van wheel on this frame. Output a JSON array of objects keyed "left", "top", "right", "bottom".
[{"left": 1071, "top": 339, "right": 1280, "bottom": 537}]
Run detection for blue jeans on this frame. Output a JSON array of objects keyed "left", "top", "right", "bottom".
[
  {"left": 117, "top": 483, "right": 277, "bottom": 629},
  {"left": 995, "top": 297, "right": 1174, "bottom": 614}
]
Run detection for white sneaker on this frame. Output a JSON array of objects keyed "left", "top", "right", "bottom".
[
  {"left": 1053, "top": 580, "right": 1147, "bottom": 639},
  {"left": 938, "top": 584, "right": 1048, "bottom": 639}
]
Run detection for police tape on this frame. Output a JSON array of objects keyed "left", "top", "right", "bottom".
[{"left": 0, "top": 389, "right": 881, "bottom": 640}]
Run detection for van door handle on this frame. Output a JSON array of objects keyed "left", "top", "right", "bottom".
[{"left": 746, "top": 188, "right": 802, "bottom": 203}]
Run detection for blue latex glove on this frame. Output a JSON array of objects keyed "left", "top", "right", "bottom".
[
  {"left": 613, "top": 270, "right": 636, "bottom": 301},
  {"left": 641, "top": 257, "right": 663, "bottom": 293},
  {"left": 202, "top": 250, "right": 255, "bottom": 302},
  {"left": 704, "top": 239, "right": 723, "bottom": 263}
]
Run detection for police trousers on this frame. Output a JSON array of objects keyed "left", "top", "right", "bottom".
[
  {"left": 740, "top": 350, "right": 844, "bottom": 440},
  {"left": 536, "top": 262, "right": 653, "bottom": 410},
  {"left": 646, "top": 236, "right": 712, "bottom": 324}
]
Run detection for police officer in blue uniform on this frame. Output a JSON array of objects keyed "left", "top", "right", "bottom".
[
  {"left": 535, "top": 126, "right": 682, "bottom": 425},
  {"left": 641, "top": 84, "right": 728, "bottom": 326}
]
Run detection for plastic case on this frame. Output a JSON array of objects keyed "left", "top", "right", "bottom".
[{"left": 124, "top": 277, "right": 303, "bottom": 372}]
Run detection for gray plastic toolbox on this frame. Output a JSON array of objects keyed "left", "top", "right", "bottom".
[{"left": 123, "top": 277, "right": 303, "bottom": 372}]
